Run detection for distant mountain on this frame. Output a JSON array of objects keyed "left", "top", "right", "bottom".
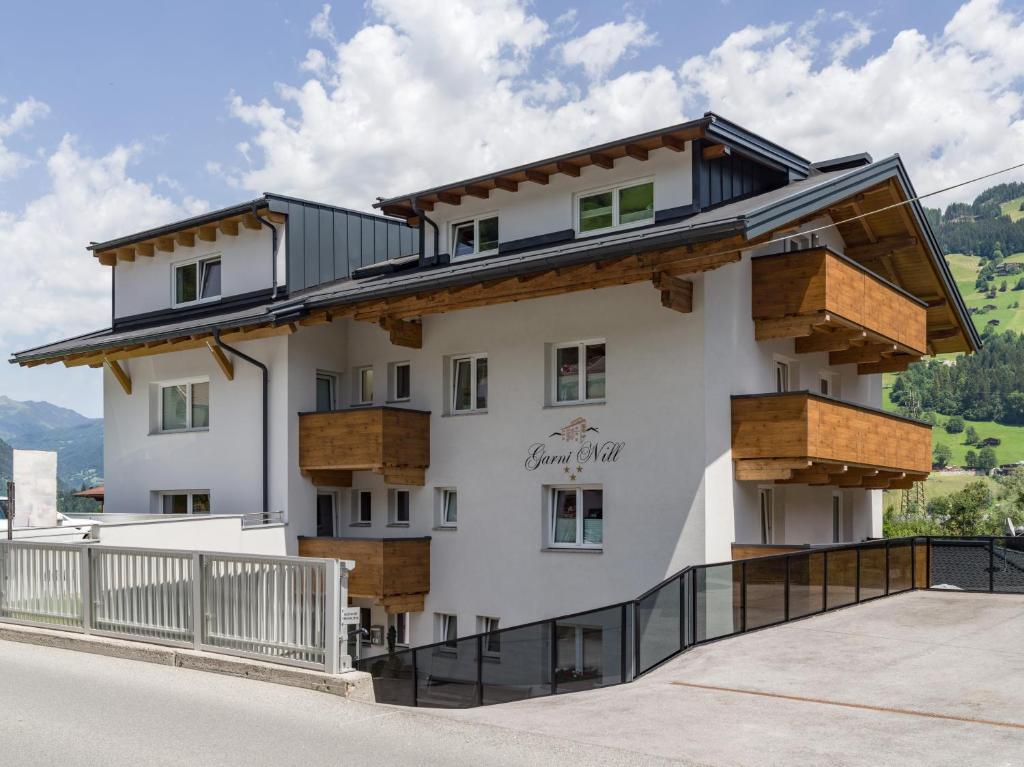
[
  {"left": 0, "top": 437, "right": 11, "bottom": 485},
  {"left": 0, "top": 397, "right": 102, "bottom": 487}
]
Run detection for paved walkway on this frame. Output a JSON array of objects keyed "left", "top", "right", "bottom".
[{"left": 429, "top": 591, "right": 1024, "bottom": 766}]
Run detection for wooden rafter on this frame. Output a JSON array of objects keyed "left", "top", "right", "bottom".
[
  {"left": 378, "top": 317, "right": 423, "bottom": 349},
  {"left": 104, "top": 358, "right": 132, "bottom": 395},
  {"left": 702, "top": 143, "right": 731, "bottom": 161},
  {"left": 207, "top": 342, "right": 234, "bottom": 381}
]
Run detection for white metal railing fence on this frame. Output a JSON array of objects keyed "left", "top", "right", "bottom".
[
  {"left": 240, "top": 510, "right": 286, "bottom": 528},
  {"left": 0, "top": 540, "right": 350, "bottom": 673}
]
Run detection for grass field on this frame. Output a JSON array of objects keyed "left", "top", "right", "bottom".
[
  {"left": 883, "top": 472, "right": 1000, "bottom": 510},
  {"left": 1000, "top": 196, "right": 1024, "bottom": 223},
  {"left": 946, "top": 252, "right": 1024, "bottom": 335}
]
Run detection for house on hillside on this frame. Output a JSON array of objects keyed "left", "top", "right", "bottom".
[{"left": 10, "top": 113, "right": 979, "bottom": 655}]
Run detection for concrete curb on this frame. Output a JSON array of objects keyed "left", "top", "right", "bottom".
[{"left": 0, "top": 623, "right": 373, "bottom": 701}]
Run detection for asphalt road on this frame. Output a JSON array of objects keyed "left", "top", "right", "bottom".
[{"left": 0, "top": 639, "right": 684, "bottom": 767}]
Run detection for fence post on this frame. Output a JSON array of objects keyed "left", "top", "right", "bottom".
[
  {"left": 633, "top": 600, "right": 641, "bottom": 675},
  {"left": 855, "top": 547, "right": 861, "bottom": 603},
  {"left": 678, "top": 572, "right": 686, "bottom": 652},
  {"left": 620, "top": 602, "right": 628, "bottom": 683},
  {"left": 911, "top": 538, "right": 917, "bottom": 590},
  {"left": 740, "top": 561, "right": 747, "bottom": 633},
  {"left": 989, "top": 537, "right": 995, "bottom": 594},
  {"left": 783, "top": 555, "right": 790, "bottom": 622},
  {"left": 884, "top": 540, "right": 890, "bottom": 596},
  {"left": 550, "top": 620, "right": 558, "bottom": 696},
  {"left": 325, "top": 558, "right": 341, "bottom": 674},
  {"left": 822, "top": 550, "right": 829, "bottom": 612},
  {"left": 476, "top": 634, "right": 484, "bottom": 706},
  {"left": 79, "top": 544, "right": 92, "bottom": 633},
  {"left": 191, "top": 552, "right": 203, "bottom": 651}
]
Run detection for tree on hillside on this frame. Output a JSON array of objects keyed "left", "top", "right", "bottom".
[
  {"left": 1016, "top": 278, "right": 1024, "bottom": 290},
  {"left": 933, "top": 443, "right": 952, "bottom": 468},
  {"left": 945, "top": 416, "right": 965, "bottom": 434},
  {"left": 1001, "top": 280, "right": 1008, "bottom": 292},
  {"left": 965, "top": 450, "right": 978, "bottom": 469},
  {"left": 942, "top": 481, "right": 994, "bottom": 536},
  {"left": 1004, "top": 392, "right": 1024, "bottom": 425},
  {"left": 965, "top": 425, "right": 980, "bottom": 445},
  {"left": 978, "top": 447, "right": 998, "bottom": 473}
]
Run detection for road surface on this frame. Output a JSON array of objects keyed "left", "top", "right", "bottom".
[{"left": 0, "top": 639, "right": 681, "bottom": 766}]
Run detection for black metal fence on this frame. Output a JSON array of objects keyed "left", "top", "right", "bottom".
[{"left": 356, "top": 536, "right": 1024, "bottom": 707}]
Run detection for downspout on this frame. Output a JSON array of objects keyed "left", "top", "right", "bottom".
[
  {"left": 410, "top": 196, "right": 439, "bottom": 264},
  {"left": 252, "top": 204, "right": 280, "bottom": 300},
  {"left": 212, "top": 329, "right": 268, "bottom": 516}
]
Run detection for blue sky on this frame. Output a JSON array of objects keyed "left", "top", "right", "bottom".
[{"left": 0, "top": 0, "right": 1021, "bottom": 416}]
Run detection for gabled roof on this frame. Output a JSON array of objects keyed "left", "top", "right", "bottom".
[{"left": 374, "top": 112, "right": 811, "bottom": 223}]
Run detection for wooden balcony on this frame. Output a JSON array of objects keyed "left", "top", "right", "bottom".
[
  {"left": 298, "top": 536, "right": 430, "bottom": 613},
  {"left": 751, "top": 247, "right": 928, "bottom": 374},
  {"left": 731, "top": 392, "right": 931, "bottom": 488},
  {"left": 298, "top": 406, "right": 430, "bottom": 486}
]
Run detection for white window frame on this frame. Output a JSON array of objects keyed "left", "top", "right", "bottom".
[
  {"left": 159, "top": 490, "right": 211, "bottom": 515},
  {"left": 157, "top": 378, "right": 210, "bottom": 433},
  {"left": 353, "top": 366, "right": 374, "bottom": 406},
  {"left": 759, "top": 487, "right": 775, "bottom": 544},
  {"left": 548, "top": 485, "right": 603, "bottom": 551},
  {"left": 315, "top": 370, "right": 339, "bottom": 412},
  {"left": 832, "top": 492, "right": 843, "bottom": 544},
  {"left": 389, "top": 361, "right": 411, "bottom": 403},
  {"left": 450, "top": 353, "right": 487, "bottom": 414},
  {"left": 450, "top": 214, "right": 499, "bottom": 260},
  {"left": 550, "top": 339, "right": 606, "bottom": 405},
  {"left": 171, "top": 254, "right": 222, "bottom": 308},
  {"left": 388, "top": 612, "right": 411, "bottom": 646},
  {"left": 437, "top": 613, "right": 458, "bottom": 648},
  {"left": 773, "top": 356, "right": 794, "bottom": 393},
  {"left": 388, "top": 489, "right": 411, "bottom": 526},
  {"left": 574, "top": 177, "right": 654, "bottom": 236},
  {"left": 351, "top": 490, "right": 372, "bottom": 526},
  {"left": 477, "top": 616, "right": 500, "bottom": 656},
  {"left": 437, "top": 488, "right": 458, "bottom": 528}
]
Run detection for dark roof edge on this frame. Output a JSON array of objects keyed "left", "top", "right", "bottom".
[
  {"left": 742, "top": 156, "right": 980, "bottom": 351},
  {"left": 810, "top": 153, "right": 874, "bottom": 173},
  {"left": 703, "top": 113, "right": 811, "bottom": 176}
]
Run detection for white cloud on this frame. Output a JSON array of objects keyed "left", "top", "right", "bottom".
[
  {"left": 0, "top": 137, "right": 206, "bottom": 353},
  {"left": 0, "top": 97, "right": 50, "bottom": 180},
  {"left": 561, "top": 18, "right": 657, "bottom": 80}
]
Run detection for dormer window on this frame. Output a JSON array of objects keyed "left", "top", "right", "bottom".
[
  {"left": 577, "top": 180, "right": 654, "bottom": 234},
  {"left": 451, "top": 215, "right": 499, "bottom": 259},
  {"left": 173, "top": 256, "right": 221, "bottom": 307}
]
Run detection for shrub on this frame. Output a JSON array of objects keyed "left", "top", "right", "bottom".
[{"left": 944, "top": 416, "right": 965, "bottom": 434}]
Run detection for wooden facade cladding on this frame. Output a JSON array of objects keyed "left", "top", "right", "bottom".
[
  {"left": 751, "top": 247, "right": 928, "bottom": 374},
  {"left": 298, "top": 407, "right": 430, "bottom": 486},
  {"left": 298, "top": 536, "right": 430, "bottom": 613},
  {"left": 731, "top": 392, "right": 931, "bottom": 488}
]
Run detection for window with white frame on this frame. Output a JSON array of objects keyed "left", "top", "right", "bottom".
[
  {"left": 437, "top": 613, "right": 458, "bottom": 648},
  {"left": 160, "top": 491, "right": 211, "bottom": 515},
  {"left": 549, "top": 487, "right": 603, "bottom": 549},
  {"left": 577, "top": 180, "right": 653, "bottom": 234},
  {"left": 451, "top": 215, "right": 499, "bottom": 259},
  {"left": 173, "top": 255, "right": 221, "bottom": 307},
  {"left": 436, "top": 488, "right": 458, "bottom": 528},
  {"left": 389, "top": 489, "right": 410, "bottom": 526},
  {"left": 477, "top": 616, "right": 500, "bottom": 655},
  {"left": 315, "top": 371, "right": 338, "bottom": 412},
  {"left": 159, "top": 380, "right": 210, "bottom": 432},
  {"left": 353, "top": 366, "right": 374, "bottom": 405},
  {"left": 450, "top": 354, "right": 487, "bottom": 413},
  {"left": 774, "top": 359, "right": 792, "bottom": 393},
  {"left": 388, "top": 612, "right": 410, "bottom": 646},
  {"left": 351, "top": 490, "right": 372, "bottom": 525},
  {"left": 819, "top": 372, "right": 840, "bottom": 399},
  {"left": 390, "top": 361, "right": 411, "bottom": 402},
  {"left": 832, "top": 493, "right": 843, "bottom": 544},
  {"left": 760, "top": 488, "right": 775, "bottom": 544},
  {"left": 552, "top": 340, "right": 605, "bottom": 404}
]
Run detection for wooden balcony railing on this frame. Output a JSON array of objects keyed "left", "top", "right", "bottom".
[
  {"left": 298, "top": 536, "right": 430, "bottom": 613},
  {"left": 751, "top": 247, "right": 928, "bottom": 374},
  {"left": 299, "top": 406, "right": 430, "bottom": 486},
  {"left": 731, "top": 392, "right": 932, "bottom": 488}
]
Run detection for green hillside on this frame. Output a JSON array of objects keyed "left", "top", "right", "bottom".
[
  {"left": 1000, "top": 196, "right": 1024, "bottom": 223},
  {"left": 946, "top": 252, "right": 1024, "bottom": 335}
]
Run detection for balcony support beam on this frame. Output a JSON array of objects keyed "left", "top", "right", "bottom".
[
  {"left": 378, "top": 317, "right": 423, "bottom": 349},
  {"left": 305, "top": 470, "right": 353, "bottom": 487}
]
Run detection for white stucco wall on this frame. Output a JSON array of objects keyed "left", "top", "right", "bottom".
[
  {"left": 90, "top": 515, "right": 287, "bottom": 555},
  {"left": 113, "top": 224, "right": 283, "bottom": 319}
]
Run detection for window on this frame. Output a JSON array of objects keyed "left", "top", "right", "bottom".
[
  {"left": 390, "top": 362, "right": 411, "bottom": 402},
  {"left": 159, "top": 380, "right": 209, "bottom": 432},
  {"left": 832, "top": 493, "right": 843, "bottom": 544},
  {"left": 173, "top": 256, "right": 221, "bottom": 307},
  {"left": 552, "top": 341, "right": 605, "bottom": 404},
  {"left": 315, "top": 372, "right": 338, "bottom": 412},
  {"left": 451, "top": 215, "right": 499, "bottom": 259},
  {"left": 360, "top": 607, "right": 372, "bottom": 646},
  {"left": 388, "top": 612, "right": 410, "bottom": 646},
  {"left": 451, "top": 354, "right": 488, "bottom": 413},
  {"left": 819, "top": 372, "right": 840, "bottom": 400},
  {"left": 549, "top": 487, "right": 603, "bottom": 549},
  {"left": 161, "top": 491, "right": 211, "bottom": 515},
  {"left": 354, "top": 366, "right": 374, "bottom": 405},
  {"left": 774, "top": 360, "right": 791, "bottom": 393},
  {"left": 351, "top": 490, "right": 372, "bottom": 525},
  {"left": 438, "top": 613, "right": 458, "bottom": 648},
  {"left": 316, "top": 493, "right": 336, "bottom": 537},
  {"left": 389, "top": 489, "right": 410, "bottom": 526},
  {"left": 478, "top": 616, "right": 500, "bottom": 655},
  {"left": 437, "top": 488, "right": 458, "bottom": 528},
  {"left": 760, "top": 488, "right": 775, "bottom": 544},
  {"left": 577, "top": 180, "right": 653, "bottom": 234}
]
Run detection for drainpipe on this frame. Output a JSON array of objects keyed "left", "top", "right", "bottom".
[
  {"left": 212, "top": 329, "right": 268, "bottom": 516},
  {"left": 410, "top": 196, "right": 439, "bottom": 265},
  {"left": 252, "top": 204, "right": 280, "bottom": 300}
]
